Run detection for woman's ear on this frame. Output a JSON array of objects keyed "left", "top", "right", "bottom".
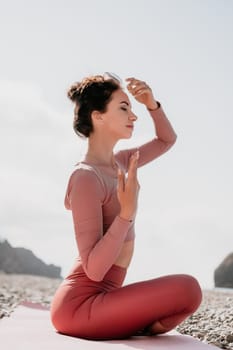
[{"left": 91, "top": 110, "right": 103, "bottom": 123}]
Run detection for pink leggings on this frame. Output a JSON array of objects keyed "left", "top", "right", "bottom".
[{"left": 50, "top": 264, "right": 202, "bottom": 340}]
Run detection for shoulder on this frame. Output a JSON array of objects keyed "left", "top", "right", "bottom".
[
  {"left": 64, "top": 163, "right": 106, "bottom": 209},
  {"left": 70, "top": 163, "right": 104, "bottom": 190}
]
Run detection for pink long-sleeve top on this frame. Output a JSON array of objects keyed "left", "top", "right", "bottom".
[{"left": 64, "top": 103, "right": 177, "bottom": 281}]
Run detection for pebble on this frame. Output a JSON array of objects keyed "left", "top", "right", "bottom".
[
  {"left": 176, "top": 289, "right": 233, "bottom": 349},
  {"left": 0, "top": 273, "right": 233, "bottom": 349},
  {"left": 0, "top": 272, "right": 61, "bottom": 318}
]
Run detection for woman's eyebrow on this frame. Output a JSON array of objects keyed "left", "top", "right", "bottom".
[{"left": 120, "top": 101, "right": 130, "bottom": 106}]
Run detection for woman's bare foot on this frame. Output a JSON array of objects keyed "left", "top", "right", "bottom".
[
  {"left": 147, "top": 320, "right": 171, "bottom": 335},
  {"left": 133, "top": 321, "right": 171, "bottom": 336}
]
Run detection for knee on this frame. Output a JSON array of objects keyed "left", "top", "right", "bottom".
[{"left": 178, "top": 274, "right": 202, "bottom": 313}]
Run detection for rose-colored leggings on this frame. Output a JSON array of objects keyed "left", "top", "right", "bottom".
[{"left": 50, "top": 264, "right": 202, "bottom": 340}]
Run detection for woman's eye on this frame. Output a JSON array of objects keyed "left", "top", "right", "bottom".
[{"left": 121, "top": 107, "right": 127, "bottom": 111}]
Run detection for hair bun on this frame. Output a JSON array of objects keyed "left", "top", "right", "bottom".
[
  {"left": 67, "top": 75, "right": 120, "bottom": 138},
  {"left": 67, "top": 82, "right": 81, "bottom": 102}
]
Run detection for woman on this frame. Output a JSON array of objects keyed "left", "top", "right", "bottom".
[{"left": 50, "top": 73, "right": 202, "bottom": 340}]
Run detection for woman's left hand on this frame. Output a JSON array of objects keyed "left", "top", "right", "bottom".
[{"left": 126, "top": 78, "right": 158, "bottom": 110}]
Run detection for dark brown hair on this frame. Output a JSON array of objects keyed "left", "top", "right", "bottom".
[{"left": 67, "top": 75, "right": 120, "bottom": 137}]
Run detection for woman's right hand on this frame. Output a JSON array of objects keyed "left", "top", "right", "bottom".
[{"left": 117, "top": 151, "right": 140, "bottom": 221}]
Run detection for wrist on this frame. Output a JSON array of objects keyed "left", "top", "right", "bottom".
[
  {"left": 119, "top": 212, "right": 133, "bottom": 222},
  {"left": 147, "top": 100, "right": 160, "bottom": 111}
]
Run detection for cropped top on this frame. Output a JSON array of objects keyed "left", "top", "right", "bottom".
[{"left": 64, "top": 103, "right": 177, "bottom": 281}]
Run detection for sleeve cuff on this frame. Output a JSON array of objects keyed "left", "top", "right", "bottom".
[
  {"left": 147, "top": 101, "right": 161, "bottom": 111},
  {"left": 116, "top": 215, "right": 134, "bottom": 226}
]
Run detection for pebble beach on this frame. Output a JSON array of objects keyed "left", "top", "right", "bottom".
[{"left": 0, "top": 272, "right": 233, "bottom": 349}]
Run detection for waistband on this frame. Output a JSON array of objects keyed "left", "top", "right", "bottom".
[
  {"left": 105, "top": 264, "right": 127, "bottom": 282},
  {"left": 66, "top": 263, "right": 127, "bottom": 290}
]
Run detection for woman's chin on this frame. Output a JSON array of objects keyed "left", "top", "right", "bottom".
[
  {"left": 117, "top": 130, "right": 133, "bottom": 140},
  {"left": 124, "top": 130, "right": 134, "bottom": 139},
  {"left": 121, "top": 134, "right": 133, "bottom": 140}
]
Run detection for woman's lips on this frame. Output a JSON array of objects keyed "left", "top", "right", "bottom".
[{"left": 126, "top": 125, "right": 134, "bottom": 129}]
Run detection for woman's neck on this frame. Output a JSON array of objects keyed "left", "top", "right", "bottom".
[{"left": 85, "top": 135, "right": 117, "bottom": 167}]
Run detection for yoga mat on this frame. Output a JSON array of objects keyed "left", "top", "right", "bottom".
[{"left": 0, "top": 301, "right": 217, "bottom": 350}]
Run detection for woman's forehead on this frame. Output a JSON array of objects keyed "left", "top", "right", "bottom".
[{"left": 112, "top": 89, "right": 130, "bottom": 104}]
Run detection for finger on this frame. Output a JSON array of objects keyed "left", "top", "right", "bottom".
[
  {"left": 126, "top": 78, "right": 143, "bottom": 89},
  {"left": 134, "top": 90, "right": 151, "bottom": 98},
  {"left": 125, "top": 77, "right": 136, "bottom": 82},
  {"left": 127, "top": 151, "right": 139, "bottom": 180},
  {"left": 132, "top": 86, "right": 150, "bottom": 96},
  {"left": 126, "top": 79, "right": 144, "bottom": 88},
  {"left": 126, "top": 77, "right": 144, "bottom": 84},
  {"left": 127, "top": 83, "right": 143, "bottom": 92},
  {"left": 117, "top": 168, "right": 125, "bottom": 192},
  {"left": 127, "top": 81, "right": 150, "bottom": 95}
]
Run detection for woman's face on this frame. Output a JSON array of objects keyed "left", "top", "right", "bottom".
[{"left": 101, "top": 88, "right": 137, "bottom": 140}]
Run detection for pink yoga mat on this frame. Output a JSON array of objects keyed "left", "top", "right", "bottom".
[{"left": 0, "top": 301, "right": 217, "bottom": 350}]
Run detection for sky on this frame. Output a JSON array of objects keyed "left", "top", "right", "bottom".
[{"left": 0, "top": 0, "right": 233, "bottom": 289}]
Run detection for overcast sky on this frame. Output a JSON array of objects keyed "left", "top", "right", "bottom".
[{"left": 1, "top": 0, "right": 233, "bottom": 289}]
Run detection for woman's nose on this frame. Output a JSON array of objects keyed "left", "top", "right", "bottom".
[{"left": 129, "top": 113, "right": 137, "bottom": 121}]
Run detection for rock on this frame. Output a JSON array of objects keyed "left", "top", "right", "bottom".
[
  {"left": 214, "top": 253, "right": 233, "bottom": 288},
  {"left": 0, "top": 239, "right": 62, "bottom": 278},
  {"left": 226, "top": 334, "right": 233, "bottom": 343}
]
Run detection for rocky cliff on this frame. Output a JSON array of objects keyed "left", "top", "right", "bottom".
[
  {"left": 0, "top": 239, "right": 62, "bottom": 279},
  {"left": 214, "top": 252, "right": 233, "bottom": 288}
]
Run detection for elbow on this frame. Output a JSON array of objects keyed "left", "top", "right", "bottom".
[
  {"left": 87, "top": 273, "right": 104, "bottom": 282},
  {"left": 163, "top": 134, "right": 177, "bottom": 150},
  {"left": 82, "top": 256, "right": 106, "bottom": 282},
  {"left": 167, "top": 133, "right": 177, "bottom": 147},
  {"left": 85, "top": 266, "right": 105, "bottom": 282},
  {"left": 171, "top": 133, "right": 177, "bottom": 145}
]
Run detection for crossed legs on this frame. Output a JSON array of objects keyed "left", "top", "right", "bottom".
[{"left": 73, "top": 273, "right": 202, "bottom": 339}]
